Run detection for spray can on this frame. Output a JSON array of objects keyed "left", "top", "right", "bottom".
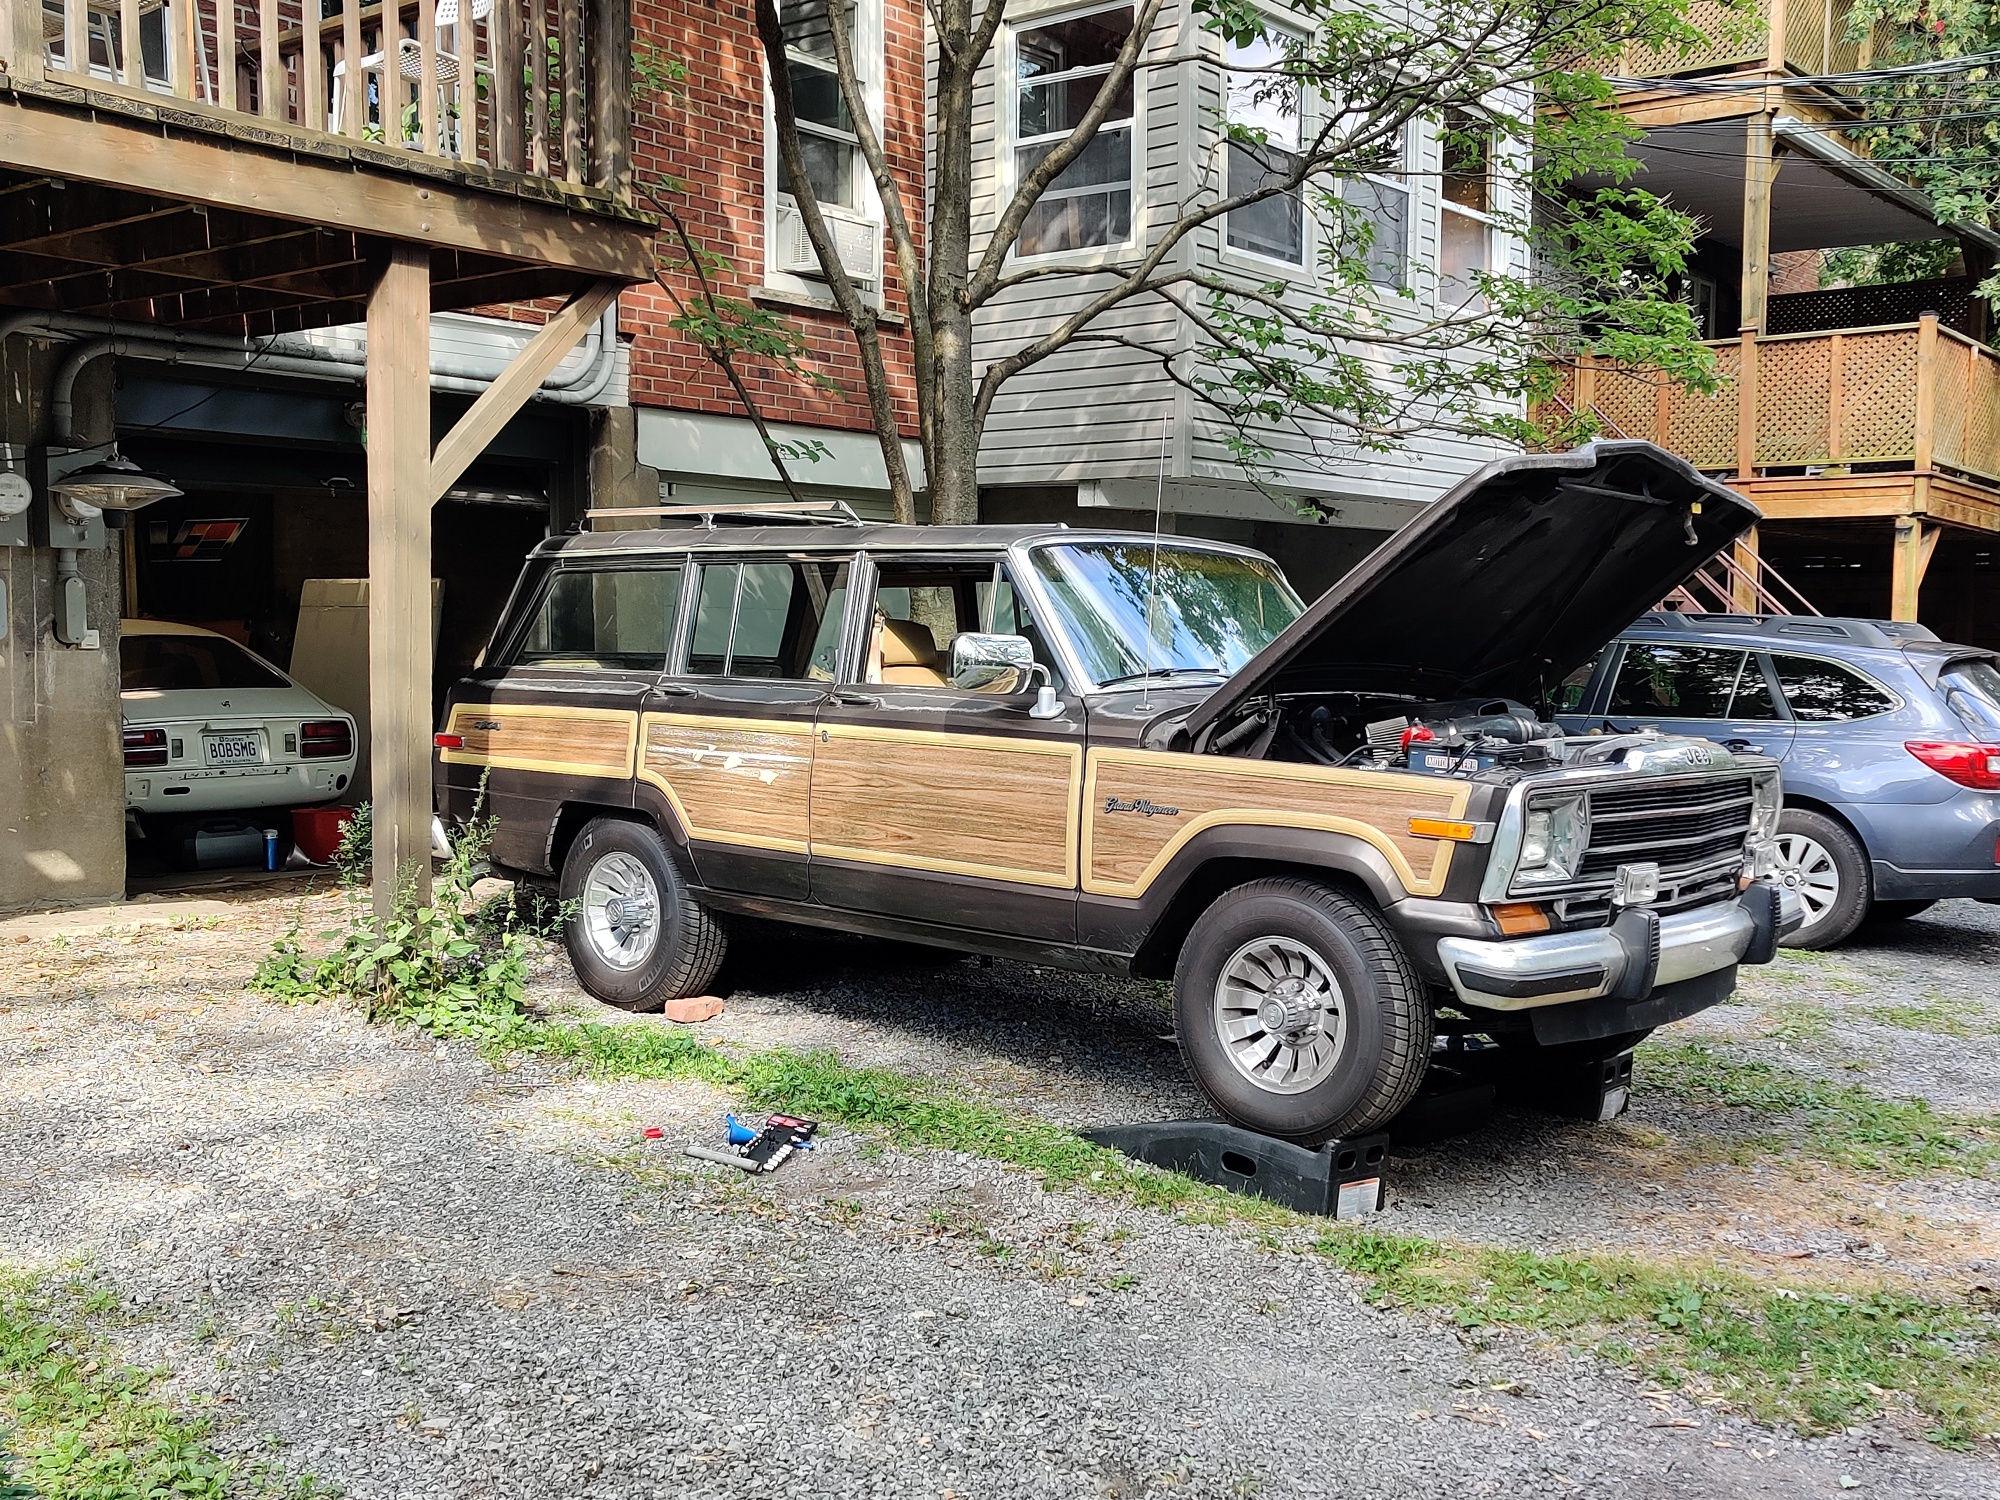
[{"left": 263, "top": 828, "right": 280, "bottom": 870}]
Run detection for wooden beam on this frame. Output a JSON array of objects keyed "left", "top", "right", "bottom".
[
  {"left": 1741, "top": 112, "right": 1778, "bottom": 336},
  {"left": 1731, "top": 524, "right": 1761, "bottom": 612},
  {"left": 0, "top": 90, "right": 656, "bottom": 280},
  {"left": 428, "top": 279, "right": 621, "bottom": 503},
  {"left": 1891, "top": 518, "right": 1940, "bottom": 622},
  {"left": 367, "top": 244, "right": 435, "bottom": 917}
]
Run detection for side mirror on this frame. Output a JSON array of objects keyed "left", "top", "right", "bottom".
[{"left": 949, "top": 632, "right": 1035, "bottom": 693}]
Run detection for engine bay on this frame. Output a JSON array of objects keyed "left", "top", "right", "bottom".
[{"left": 1194, "top": 695, "right": 1642, "bottom": 780}]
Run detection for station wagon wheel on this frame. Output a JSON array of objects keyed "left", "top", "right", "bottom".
[
  {"left": 1213, "top": 936, "right": 1350, "bottom": 1094},
  {"left": 1175, "top": 878, "right": 1431, "bottom": 1145},
  {"left": 559, "top": 817, "right": 727, "bottom": 1011},
  {"left": 1772, "top": 808, "right": 1869, "bottom": 951}
]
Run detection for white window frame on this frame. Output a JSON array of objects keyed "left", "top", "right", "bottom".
[
  {"left": 1218, "top": 23, "right": 1310, "bottom": 276},
  {"left": 1336, "top": 120, "right": 1413, "bottom": 291},
  {"left": 1003, "top": 0, "right": 1141, "bottom": 266},
  {"left": 1436, "top": 109, "right": 1500, "bottom": 314},
  {"left": 764, "top": 0, "right": 885, "bottom": 295}
]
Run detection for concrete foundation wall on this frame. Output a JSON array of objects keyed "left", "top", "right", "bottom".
[{"left": 0, "top": 332, "right": 128, "bottom": 913}]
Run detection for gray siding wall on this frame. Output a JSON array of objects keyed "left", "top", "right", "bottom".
[{"left": 965, "top": 0, "right": 1520, "bottom": 507}]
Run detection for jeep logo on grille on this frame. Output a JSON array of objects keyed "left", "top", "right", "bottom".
[{"left": 1684, "top": 745, "right": 1712, "bottom": 767}]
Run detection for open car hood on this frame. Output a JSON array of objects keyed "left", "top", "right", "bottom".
[{"left": 1184, "top": 442, "right": 1760, "bottom": 736}]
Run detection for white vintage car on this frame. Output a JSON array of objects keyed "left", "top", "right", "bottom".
[{"left": 120, "top": 620, "right": 358, "bottom": 817}]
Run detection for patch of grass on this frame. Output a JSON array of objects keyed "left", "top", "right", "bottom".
[
  {"left": 1868, "top": 995, "right": 1998, "bottom": 1040},
  {"left": 0, "top": 1266, "right": 329, "bottom": 1499},
  {"left": 1638, "top": 1042, "right": 2000, "bottom": 1178},
  {"left": 254, "top": 917, "right": 2000, "bottom": 1446},
  {"left": 1758, "top": 1002, "right": 1834, "bottom": 1045}
]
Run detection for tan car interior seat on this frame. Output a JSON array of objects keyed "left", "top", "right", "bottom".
[{"left": 874, "top": 616, "right": 949, "bottom": 687}]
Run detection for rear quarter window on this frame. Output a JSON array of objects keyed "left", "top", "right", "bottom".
[
  {"left": 1769, "top": 654, "right": 1897, "bottom": 722},
  {"left": 1941, "top": 658, "right": 2000, "bottom": 739},
  {"left": 511, "top": 566, "right": 681, "bottom": 673}
]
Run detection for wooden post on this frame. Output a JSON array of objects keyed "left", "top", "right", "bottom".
[
  {"left": 64, "top": 0, "right": 86, "bottom": 79},
  {"left": 1731, "top": 525, "right": 1761, "bottom": 612},
  {"left": 171, "top": 0, "right": 196, "bottom": 97},
  {"left": 366, "top": 245, "right": 435, "bottom": 918},
  {"left": 259, "top": 0, "right": 283, "bottom": 118},
  {"left": 1913, "top": 311, "right": 1938, "bottom": 474},
  {"left": 1826, "top": 330, "right": 1845, "bottom": 465},
  {"left": 1736, "top": 329, "right": 1759, "bottom": 481},
  {"left": 1574, "top": 353, "right": 1596, "bottom": 430},
  {"left": 120, "top": 0, "right": 144, "bottom": 85},
  {"left": 1891, "top": 519, "right": 1940, "bottom": 622},
  {"left": 591, "top": 0, "right": 631, "bottom": 194},
  {"left": 217, "top": 0, "right": 237, "bottom": 110},
  {"left": 1766, "top": 0, "right": 1790, "bottom": 71},
  {"left": 418, "top": 0, "right": 440, "bottom": 153},
  {"left": 341, "top": 0, "right": 364, "bottom": 137},
  {"left": 493, "top": 0, "right": 523, "bottom": 170},
  {"left": 560, "top": 0, "right": 584, "bottom": 182},
  {"left": 301, "top": 8, "right": 324, "bottom": 134},
  {"left": 1741, "top": 111, "right": 1778, "bottom": 337}
]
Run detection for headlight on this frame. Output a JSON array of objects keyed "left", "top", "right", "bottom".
[
  {"left": 1747, "top": 772, "right": 1782, "bottom": 841},
  {"left": 1515, "top": 793, "right": 1589, "bottom": 887}
]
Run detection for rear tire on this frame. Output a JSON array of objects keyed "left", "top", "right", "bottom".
[
  {"left": 559, "top": 818, "right": 726, "bottom": 1011},
  {"left": 1774, "top": 808, "right": 1870, "bottom": 950},
  {"left": 1173, "top": 878, "right": 1431, "bottom": 1144}
]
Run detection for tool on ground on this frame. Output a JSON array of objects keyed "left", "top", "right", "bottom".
[{"left": 685, "top": 1112, "right": 818, "bottom": 1174}]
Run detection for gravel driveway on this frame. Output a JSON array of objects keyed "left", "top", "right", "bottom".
[{"left": 3, "top": 891, "right": 1997, "bottom": 1499}]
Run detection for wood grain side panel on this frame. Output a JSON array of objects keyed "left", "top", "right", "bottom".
[
  {"left": 441, "top": 702, "right": 637, "bottom": 778},
  {"left": 812, "top": 728, "right": 1082, "bottom": 887},
  {"left": 639, "top": 714, "right": 814, "bottom": 854},
  {"left": 1083, "top": 752, "right": 1471, "bottom": 899}
]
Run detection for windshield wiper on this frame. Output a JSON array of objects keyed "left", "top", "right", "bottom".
[{"left": 1097, "top": 666, "right": 1228, "bottom": 688}]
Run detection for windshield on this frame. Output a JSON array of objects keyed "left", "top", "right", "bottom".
[
  {"left": 121, "top": 632, "right": 290, "bottom": 692},
  {"left": 1029, "top": 541, "right": 1303, "bottom": 687}
]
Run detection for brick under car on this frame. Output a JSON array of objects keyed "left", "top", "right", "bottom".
[{"left": 437, "top": 442, "right": 1805, "bottom": 1144}]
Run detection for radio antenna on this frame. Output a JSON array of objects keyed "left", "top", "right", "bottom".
[{"left": 1141, "top": 414, "right": 1169, "bottom": 709}]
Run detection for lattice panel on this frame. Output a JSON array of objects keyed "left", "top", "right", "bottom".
[
  {"left": 1835, "top": 329, "right": 1919, "bottom": 462},
  {"left": 1767, "top": 279, "right": 1978, "bottom": 338},
  {"left": 1754, "top": 339, "right": 1834, "bottom": 466},
  {"left": 1592, "top": 369, "right": 1663, "bottom": 441},
  {"left": 1932, "top": 335, "right": 2000, "bottom": 483},
  {"left": 1666, "top": 343, "right": 1740, "bottom": 471},
  {"left": 1623, "top": 0, "right": 1766, "bottom": 75}
]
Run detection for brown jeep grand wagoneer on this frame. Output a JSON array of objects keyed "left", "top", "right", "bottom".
[{"left": 437, "top": 443, "right": 1804, "bottom": 1142}]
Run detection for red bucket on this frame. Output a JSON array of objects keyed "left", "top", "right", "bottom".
[{"left": 292, "top": 806, "right": 355, "bottom": 866}]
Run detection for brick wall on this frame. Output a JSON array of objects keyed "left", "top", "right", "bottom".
[{"left": 621, "top": 0, "right": 924, "bottom": 436}]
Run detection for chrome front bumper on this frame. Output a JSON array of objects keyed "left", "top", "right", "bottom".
[{"left": 1436, "top": 886, "right": 1806, "bottom": 1011}]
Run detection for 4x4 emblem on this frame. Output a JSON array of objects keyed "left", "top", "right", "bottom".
[{"left": 1104, "top": 796, "right": 1179, "bottom": 817}]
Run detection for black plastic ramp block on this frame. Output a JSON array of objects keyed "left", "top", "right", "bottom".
[{"left": 1083, "top": 1120, "right": 1388, "bottom": 1218}]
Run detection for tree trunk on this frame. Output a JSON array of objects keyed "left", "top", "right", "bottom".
[{"left": 927, "top": 24, "right": 984, "bottom": 525}]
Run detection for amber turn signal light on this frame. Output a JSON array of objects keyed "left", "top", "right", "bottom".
[
  {"left": 434, "top": 733, "right": 465, "bottom": 750},
  {"left": 1491, "top": 903, "right": 1551, "bottom": 936},
  {"left": 1408, "top": 817, "right": 1479, "bottom": 841}
]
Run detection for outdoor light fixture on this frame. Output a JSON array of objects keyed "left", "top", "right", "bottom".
[{"left": 49, "top": 452, "right": 181, "bottom": 514}]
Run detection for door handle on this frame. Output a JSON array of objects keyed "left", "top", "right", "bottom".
[
  {"left": 1722, "top": 738, "right": 1761, "bottom": 752},
  {"left": 653, "top": 682, "right": 694, "bottom": 697},
  {"left": 833, "top": 692, "right": 879, "bottom": 707}
]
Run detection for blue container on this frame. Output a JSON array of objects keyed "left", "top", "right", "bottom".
[{"left": 264, "top": 828, "right": 280, "bottom": 870}]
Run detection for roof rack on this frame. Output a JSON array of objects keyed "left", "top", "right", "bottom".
[
  {"left": 583, "top": 499, "right": 866, "bottom": 529},
  {"left": 1634, "top": 611, "right": 1940, "bottom": 647}
]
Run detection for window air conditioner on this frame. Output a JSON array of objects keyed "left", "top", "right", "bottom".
[{"left": 774, "top": 195, "right": 882, "bottom": 285}]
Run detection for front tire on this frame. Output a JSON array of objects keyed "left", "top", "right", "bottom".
[
  {"left": 1774, "top": 808, "right": 1870, "bottom": 950},
  {"left": 559, "top": 818, "right": 726, "bottom": 1011},
  {"left": 1174, "top": 878, "right": 1431, "bottom": 1144}
]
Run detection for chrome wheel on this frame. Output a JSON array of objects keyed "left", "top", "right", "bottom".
[
  {"left": 1773, "top": 832, "right": 1841, "bottom": 932},
  {"left": 1212, "top": 936, "right": 1348, "bottom": 1095},
  {"left": 581, "top": 852, "right": 660, "bottom": 971}
]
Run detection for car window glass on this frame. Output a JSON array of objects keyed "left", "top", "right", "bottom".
[
  {"left": 1729, "top": 656, "right": 1782, "bottom": 721},
  {"left": 513, "top": 567, "right": 680, "bottom": 673},
  {"left": 685, "top": 559, "right": 849, "bottom": 679},
  {"left": 1942, "top": 658, "right": 2000, "bottom": 738},
  {"left": 862, "top": 558, "right": 1057, "bottom": 688},
  {"left": 1550, "top": 649, "right": 1603, "bottom": 713},
  {"left": 1605, "top": 644, "right": 1763, "bottom": 720},
  {"left": 120, "top": 633, "right": 290, "bottom": 692},
  {"left": 1771, "top": 654, "right": 1896, "bottom": 722}
]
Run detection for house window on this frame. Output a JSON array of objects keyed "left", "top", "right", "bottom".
[
  {"left": 1014, "top": 6, "right": 1136, "bottom": 257},
  {"left": 778, "top": 0, "right": 862, "bottom": 209},
  {"left": 1339, "top": 126, "right": 1410, "bottom": 287},
  {"left": 1439, "top": 110, "right": 1494, "bottom": 310},
  {"left": 1224, "top": 31, "right": 1303, "bottom": 265}
]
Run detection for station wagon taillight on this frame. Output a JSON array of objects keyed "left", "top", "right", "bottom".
[
  {"left": 123, "top": 727, "right": 168, "bottom": 768},
  {"left": 300, "top": 720, "right": 353, "bottom": 760},
  {"left": 1905, "top": 740, "right": 2000, "bottom": 791}
]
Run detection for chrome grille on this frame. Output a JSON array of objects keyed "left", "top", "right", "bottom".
[{"left": 1513, "top": 775, "right": 1755, "bottom": 904}]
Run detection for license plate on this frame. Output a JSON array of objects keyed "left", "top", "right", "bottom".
[{"left": 204, "top": 733, "right": 263, "bottom": 766}]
